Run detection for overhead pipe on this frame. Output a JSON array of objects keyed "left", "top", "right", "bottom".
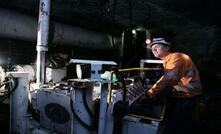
[
  {"left": 0, "top": 8, "right": 113, "bottom": 50},
  {"left": 0, "top": 9, "right": 37, "bottom": 41},
  {"left": 36, "top": 0, "right": 51, "bottom": 84}
]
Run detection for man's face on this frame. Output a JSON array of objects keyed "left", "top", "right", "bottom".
[{"left": 151, "top": 44, "right": 169, "bottom": 59}]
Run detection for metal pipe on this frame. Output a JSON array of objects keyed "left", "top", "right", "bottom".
[
  {"left": 36, "top": 0, "right": 51, "bottom": 84},
  {"left": 0, "top": 9, "right": 37, "bottom": 41},
  {"left": 0, "top": 8, "right": 112, "bottom": 50}
]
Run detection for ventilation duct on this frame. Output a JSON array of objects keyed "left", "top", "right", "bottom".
[{"left": 0, "top": 8, "right": 113, "bottom": 50}]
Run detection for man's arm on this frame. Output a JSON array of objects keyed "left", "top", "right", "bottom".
[{"left": 147, "top": 55, "right": 185, "bottom": 97}]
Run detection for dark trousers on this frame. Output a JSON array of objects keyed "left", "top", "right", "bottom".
[{"left": 162, "top": 97, "right": 197, "bottom": 134}]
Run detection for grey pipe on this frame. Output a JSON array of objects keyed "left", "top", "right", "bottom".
[
  {"left": 36, "top": 0, "right": 51, "bottom": 84},
  {"left": 0, "top": 8, "right": 112, "bottom": 50}
]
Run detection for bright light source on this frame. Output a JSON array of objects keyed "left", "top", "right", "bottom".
[
  {"left": 145, "top": 39, "right": 151, "bottom": 44},
  {"left": 132, "top": 29, "right": 136, "bottom": 34}
]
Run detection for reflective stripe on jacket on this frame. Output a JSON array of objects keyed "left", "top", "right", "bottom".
[{"left": 149, "top": 52, "right": 202, "bottom": 97}]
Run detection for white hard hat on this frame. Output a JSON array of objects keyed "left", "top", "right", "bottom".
[{"left": 146, "top": 37, "right": 171, "bottom": 49}]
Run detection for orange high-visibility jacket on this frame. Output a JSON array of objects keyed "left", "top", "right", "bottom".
[{"left": 148, "top": 52, "right": 203, "bottom": 97}]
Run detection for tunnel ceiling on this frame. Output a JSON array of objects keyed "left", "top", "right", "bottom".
[{"left": 0, "top": 0, "right": 221, "bottom": 35}]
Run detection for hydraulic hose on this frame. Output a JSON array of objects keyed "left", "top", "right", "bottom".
[
  {"left": 0, "top": 75, "right": 19, "bottom": 102},
  {"left": 70, "top": 96, "right": 97, "bottom": 131},
  {"left": 82, "top": 88, "right": 94, "bottom": 118}
]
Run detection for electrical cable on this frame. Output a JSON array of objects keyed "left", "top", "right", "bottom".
[
  {"left": 47, "top": 56, "right": 58, "bottom": 68},
  {"left": 70, "top": 96, "right": 97, "bottom": 131},
  {"left": 82, "top": 88, "right": 94, "bottom": 118},
  {"left": 46, "top": 54, "right": 67, "bottom": 69},
  {"left": 0, "top": 75, "right": 19, "bottom": 102},
  {"left": 0, "top": 80, "right": 12, "bottom": 89},
  {"left": 27, "top": 100, "right": 40, "bottom": 123},
  {"left": 110, "top": 68, "right": 127, "bottom": 101}
]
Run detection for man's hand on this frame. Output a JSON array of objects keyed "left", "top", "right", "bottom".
[
  {"left": 137, "top": 89, "right": 154, "bottom": 103},
  {"left": 146, "top": 88, "right": 155, "bottom": 98}
]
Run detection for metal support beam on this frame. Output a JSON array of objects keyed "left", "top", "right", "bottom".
[
  {"left": 36, "top": 0, "right": 51, "bottom": 84},
  {"left": 9, "top": 72, "right": 29, "bottom": 134}
]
